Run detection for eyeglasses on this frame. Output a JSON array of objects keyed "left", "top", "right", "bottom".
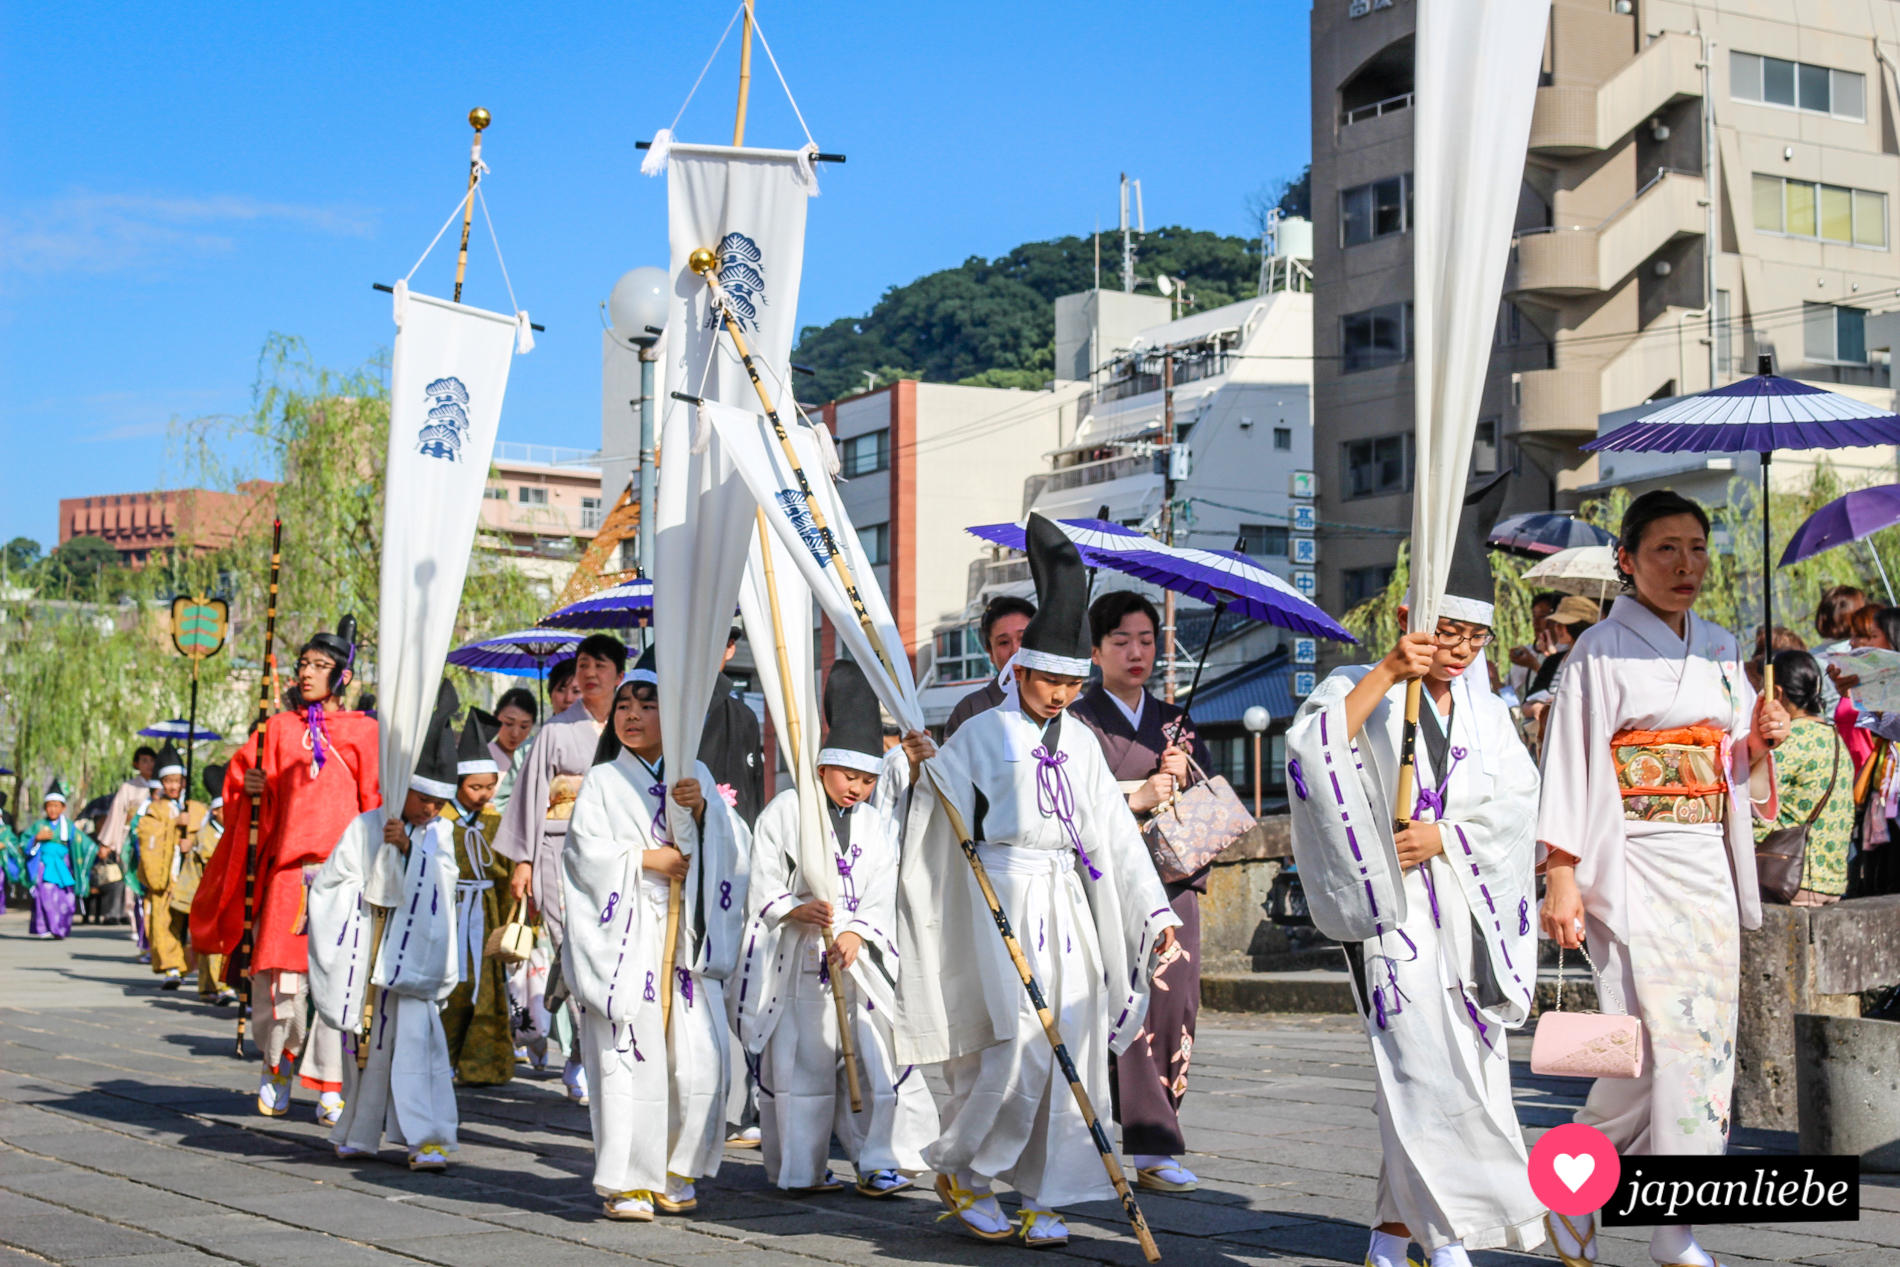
[{"left": 1432, "top": 627, "right": 1495, "bottom": 650}]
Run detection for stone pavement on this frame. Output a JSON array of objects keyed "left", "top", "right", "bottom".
[{"left": 1, "top": 912, "right": 1895, "bottom": 1267}]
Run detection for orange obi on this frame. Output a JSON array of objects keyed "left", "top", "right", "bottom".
[
  {"left": 546, "top": 774, "right": 586, "bottom": 822},
  {"left": 1611, "top": 725, "right": 1729, "bottom": 824}
]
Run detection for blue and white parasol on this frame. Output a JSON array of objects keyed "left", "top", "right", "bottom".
[
  {"left": 138, "top": 719, "right": 224, "bottom": 741},
  {"left": 539, "top": 577, "right": 654, "bottom": 630},
  {"left": 446, "top": 629, "right": 585, "bottom": 677}
]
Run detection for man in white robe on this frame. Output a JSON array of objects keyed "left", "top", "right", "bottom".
[
  {"left": 563, "top": 663, "right": 749, "bottom": 1222},
  {"left": 1286, "top": 481, "right": 1543, "bottom": 1267},
  {"left": 735, "top": 660, "right": 938, "bottom": 1197},
  {"left": 309, "top": 686, "right": 462, "bottom": 1170},
  {"left": 898, "top": 515, "right": 1179, "bottom": 1249}
]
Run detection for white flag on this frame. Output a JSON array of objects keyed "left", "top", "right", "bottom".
[
  {"left": 1408, "top": 0, "right": 1549, "bottom": 630},
  {"left": 379, "top": 284, "right": 523, "bottom": 806},
  {"left": 653, "top": 144, "right": 818, "bottom": 842},
  {"left": 701, "top": 398, "right": 924, "bottom": 733}
]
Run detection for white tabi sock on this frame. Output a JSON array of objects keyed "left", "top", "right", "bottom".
[
  {"left": 1649, "top": 1224, "right": 1713, "bottom": 1267},
  {"left": 953, "top": 1172, "right": 1007, "bottom": 1233},
  {"left": 1428, "top": 1242, "right": 1471, "bottom": 1267},
  {"left": 1367, "top": 1229, "right": 1412, "bottom": 1267}
]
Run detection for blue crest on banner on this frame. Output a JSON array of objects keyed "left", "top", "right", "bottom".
[
  {"left": 417, "top": 376, "right": 471, "bottom": 462},
  {"left": 706, "top": 232, "right": 766, "bottom": 332},
  {"left": 776, "top": 489, "right": 830, "bottom": 565}
]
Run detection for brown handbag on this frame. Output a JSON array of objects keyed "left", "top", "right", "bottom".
[
  {"left": 1755, "top": 732, "right": 1840, "bottom": 905},
  {"left": 1140, "top": 754, "right": 1257, "bottom": 884}
]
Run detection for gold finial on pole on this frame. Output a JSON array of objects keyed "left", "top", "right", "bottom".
[
  {"left": 453, "top": 108, "right": 490, "bottom": 304},
  {"left": 688, "top": 247, "right": 719, "bottom": 276},
  {"left": 732, "top": 0, "right": 755, "bottom": 145}
]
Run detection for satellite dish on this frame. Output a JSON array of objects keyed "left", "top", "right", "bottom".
[{"left": 1155, "top": 275, "right": 1175, "bottom": 296}]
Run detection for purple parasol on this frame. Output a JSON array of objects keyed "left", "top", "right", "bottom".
[
  {"left": 1778, "top": 483, "right": 1900, "bottom": 601},
  {"left": 446, "top": 629, "right": 584, "bottom": 677},
  {"left": 1487, "top": 512, "right": 1615, "bottom": 559},
  {"left": 540, "top": 577, "right": 653, "bottom": 630},
  {"left": 965, "top": 517, "right": 1355, "bottom": 643},
  {"left": 138, "top": 719, "right": 223, "bottom": 741}
]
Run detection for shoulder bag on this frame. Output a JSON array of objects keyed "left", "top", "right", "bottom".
[
  {"left": 1755, "top": 730, "right": 1840, "bottom": 905},
  {"left": 1530, "top": 943, "right": 1645, "bottom": 1079},
  {"left": 1140, "top": 752, "right": 1256, "bottom": 884}
]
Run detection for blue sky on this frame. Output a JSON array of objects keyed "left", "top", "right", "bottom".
[{"left": 0, "top": 2, "right": 1311, "bottom": 551}]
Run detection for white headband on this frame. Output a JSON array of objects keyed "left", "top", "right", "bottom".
[{"left": 817, "top": 748, "right": 884, "bottom": 776}]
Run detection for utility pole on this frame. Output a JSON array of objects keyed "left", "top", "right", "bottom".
[
  {"left": 1161, "top": 345, "right": 1176, "bottom": 702},
  {"left": 1702, "top": 32, "right": 1720, "bottom": 390}
]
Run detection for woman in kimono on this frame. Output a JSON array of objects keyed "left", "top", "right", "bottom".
[
  {"left": 26, "top": 779, "right": 80, "bottom": 940},
  {"left": 562, "top": 655, "right": 748, "bottom": 1223},
  {"left": 1539, "top": 489, "right": 1788, "bottom": 1267},
  {"left": 899, "top": 515, "right": 1180, "bottom": 1249},
  {"left": 1067, "top": 588, "right": 1213, "bottom": 1195},
  {"left": 1286, "top": 475, "right": 1543, "bottom": 1267},
  {"left": 736, "top": 659, "right": 938, "bottom": 1198}
]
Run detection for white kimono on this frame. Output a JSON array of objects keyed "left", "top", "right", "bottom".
[
  {"left": 898, "top": 701, "right": 1179, "bottom": 1208},
  {"left": 562, "top": 754, "right": 749, "bottom": 1195},
  {"left": 1287, "top": 667, "right": 1543, "bottom": 1253},
  {"left": 735, "top": 788, "right": 938, "bottom": 1188},
  {"left": 309, "top": 810, "right": 461, "bottom": 1156},
  {"left": 1537, "top": 596, "right": 1761, "bottom": 1156}
]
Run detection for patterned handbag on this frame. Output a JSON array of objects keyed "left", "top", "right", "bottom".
[
  {"left": 1141, "top": 755, "right": 1257, "bottom": 884},
  {"left": 1530, "top": 944, "right": 1644, "bottom": 1079}
]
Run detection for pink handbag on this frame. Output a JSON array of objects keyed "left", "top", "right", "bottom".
[{"left": 1529, "top": 945, "right": 1645, "bottom": 1079}]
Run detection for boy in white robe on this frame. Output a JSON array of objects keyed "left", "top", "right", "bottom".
[
  {"left": 736, "top": 659, "right": 938, "bottom": 1197},
  {"left": 310, "top": 682, "right": 463, "bottom": 1171},
  {"left": 563, "top": 658, "right": 749, "bottom": 1222},
  {"left": 898, "top": 514, "right": 1180, "bottom": 1248},
  {"left": 1286, "top": 477, "right": 1544, "bottom": 1267}
]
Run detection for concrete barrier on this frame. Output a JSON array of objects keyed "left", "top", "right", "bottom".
[{"left": 1794, "top": 1013, "right": 1900, "bottom": 1171}]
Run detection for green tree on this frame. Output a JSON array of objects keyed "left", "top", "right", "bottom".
[
  {"left": 48, "top": 535, "right": 121, "bottom": 586},
  {"left": 3, "top": 537, "right": 41, "bottom": 576}
]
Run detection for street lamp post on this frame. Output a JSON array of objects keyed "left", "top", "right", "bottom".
[
  {"left": 608, "top": 266, "right": 670, "bottom": 581},
  {"left": 1243, "top": 705, "right": 1271, "bottom": 819}
]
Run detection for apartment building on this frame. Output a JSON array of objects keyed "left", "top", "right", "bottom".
[
  {"left": 1311, "top": 0, "right": 1900, "bottom": 616},
  {"left": 58, "top": 481, "right": 275, "bottom": 567}
]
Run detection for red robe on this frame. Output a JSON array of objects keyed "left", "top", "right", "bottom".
[{"left": 190, "top": 707, "right": 380, "bottom": 973}]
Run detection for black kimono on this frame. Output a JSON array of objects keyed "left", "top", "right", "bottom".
[{"left": 699, "top": 672, "right": 766, "bottom": 829}]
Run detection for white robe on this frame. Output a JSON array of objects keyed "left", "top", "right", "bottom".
[
  {"left": 1286, "top": 667, "right": 1542, "bottom": 1253},
  {"left": 737, "top": 788, "right": 937, "bottom": 1188},
  {"left": 312, "top": 813, "right": 461, "bottom": 1156},
  {"left": 1537, "top": 596, "right": 1760, "bottom": 1155},
  {"left": 562, "top": 753, "right": 749, "bottom": 1193},
  {"left": 898, "top": 701, "right": 1178, "bottom": 1207}
]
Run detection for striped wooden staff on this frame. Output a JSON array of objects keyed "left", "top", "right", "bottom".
[{"left": 228, "top": 517, "right": 282, "bottom": 1058}]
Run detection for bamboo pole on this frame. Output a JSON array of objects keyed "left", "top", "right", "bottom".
[
  {"left": 754, "top": 509, "right": 862, "bottom": 1112},
  {"left": 453, "top": 109, "right": 490, "bottom": 304},
  {"left": 919, "top": 770, "right": 1163, "bottom": 1263},
  {"left": 660, "top": 877, "right": 683, "bottom": 1038},
  {"left": 732, "top": 0, "right": 755, "bottom": 146},
  {"left": 1393, "top": 679, "right": 1422, "bottom": 832},
  {"left": 229, "top": 518, "right": 282, "bottom": 1058}
]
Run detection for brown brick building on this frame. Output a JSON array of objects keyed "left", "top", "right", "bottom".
[{"left": 58, "top": 481, "right": 276, "bottom": 567}]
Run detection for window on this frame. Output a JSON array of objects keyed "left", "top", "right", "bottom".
[
  {"left": 1206, "top": 736, "right": 1249, "bottom": 791},
  {"left": 518, "top": 486, "right": 548, "bottom": 505},
  {"left": 1340, "top": 173, "right": 1412, "bottom": 246},
  {"left": 858, "top": 520, "right": 890, "bottom": 565},
  {"left": 1238, "top": 523, "right": 1290, "bottom": 558},
  {"left": 483, "top": 486, "right": 508, "bottom": 500},
  {"left": 932, "top": 624, "right": 989, "bottom": 684},
  {"left": 1341, "top": 302, "right": 1412, "bottom": 372},
  {"left": 1268, "top": 733, "right": 1287, "bottom": 791},
  {"left": 1273, "top": 426, "right": 1293, "bottom": 451},
  {"left": 1732, "top": 51, "right": 1865, "bottom": 121},
  {"left": 1473, "top": 417, "right": 1499, "bottom": 475},
  {"left": 1344, "top": 564, "right": 1396, "bottom": 605},
  {"left": 1343, "top": 433, "right": 1414, "bottom": 498},
  {"left": 1804, "top": 303, "right": 1867, "bottom": 364},
  {"left": 1753, "top": 174, "right": 1887, "bottom": 247},
  {"left": 841, "top": 428, "right": 890, "bottom": 477},
  {"left": 581, "top": 496, "right": 603, "bottom": 531}
]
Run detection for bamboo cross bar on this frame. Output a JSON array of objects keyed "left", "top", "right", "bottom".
[
  {"left": 920, "top": 773, "right": 1163, "bottom": 1263},
  {"left": 230, "top": 517, "right": 283, "bottom": 1058},
  {"left": 661, "top": 875, "right": 683, "bottom": 1037}
]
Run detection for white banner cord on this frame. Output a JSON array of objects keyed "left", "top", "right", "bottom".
[
  {"left": 667, "top": 2, "right": 746, "bottom": 135},
  {"left": 746, "top": 14, "right": 819, "bottom": 152},
  {"left": 403, "top": 181, "right": 483, "bottom": 284}
]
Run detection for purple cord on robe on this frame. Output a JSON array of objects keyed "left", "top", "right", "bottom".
[
  {"left": 306, "top": 704, "right": 333, "bottom": 773},
  {"left": 1032, "top": 745, "right": 1102, "bottom": 879}
]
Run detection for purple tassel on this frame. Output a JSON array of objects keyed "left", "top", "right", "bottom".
[
  {"left": 678, "top": 967, "right": 694, "bottom": 1005},
  {"left": 1033, "top": 745, "right": 1101, "bottom": 879},
  {"left": 1462, "top": 990, "right": 1496, "bottom": 1050},
  {"left": 601, "top": 892, "right": 619, "bottom": 924},
  {"left": 1518, "top": 897, "right": 1530, "bottom": 936}
]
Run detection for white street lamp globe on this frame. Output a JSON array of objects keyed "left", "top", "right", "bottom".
[
  {"left": 1242, "top": 706, "right": 1271, "bottom": 733},
  {"left": 609, "top": 266, "right": 669, "bottom": 346}
]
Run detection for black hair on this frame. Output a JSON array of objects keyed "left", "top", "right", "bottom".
[
  {"left": 134, "top": 745, "right": 158, "bottom": 763},
  {"left": 1616, "top": 490, "right": 1712, "bottom": 592},
  {"left": 1876, "top": 607, "right": 1900, "bottom": 655},
  {"left": 1089, "top": 590, "right": 1161, "bottom": 646},
  {"left": 548, "top": 658, "right": 578, "bottom": 691},
  {"left": 728, "top": 625, "right": 743, "bottom": 645},
  {"left": 575, "top": 634, "right": 628, "bottom": 676},
  {"left": 979, "top": 594, "right": 1037, "bottom": 646},
  {"left": 591, "top": 679, "right": 658, "bottom": 765},
  {"left": 1773, "top": 648, "right": 1824, "bottom": 717},
  {"left": 495, "top": 687, "right": 538, "bottom": 723},
  {"left": 1531, "top": 591, "right": 1565, "bottom": 613}
]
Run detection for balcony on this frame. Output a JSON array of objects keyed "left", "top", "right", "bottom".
[
  {"left": 1022, "top": 453, "right": 1162, "bottom": 517},
  {"left": 1513, "top": 168, "right": 1705, "bottom": 296},
  {"left": 1529, "top": 31, "right": 1702, "bottom": 154},
  {"left": 1341, "top": 91, "right": 1412, "bottom": 127},
  {"left": 1516, "top": 368, "right": 1601, "bottom": 438}
]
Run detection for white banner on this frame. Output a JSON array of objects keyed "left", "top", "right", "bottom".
[
  {"left": 653, "top": 144, "right": 817, "bottom": 843},
  {"left": 702, "top": 398, "right": 924, "bottom": 734},
  {"left": 379, "top": 284, "right": 523, "bottom": 807},
  {"left": 1408, "top": 0, "right": 1550, "bottom": 630},
  {"left": 737, "top": 527, "right": 833, "bottom": 904}
]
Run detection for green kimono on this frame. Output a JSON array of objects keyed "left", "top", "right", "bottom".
[{"left": 441, "top": 798, "right": 517, "bottom": 1085}]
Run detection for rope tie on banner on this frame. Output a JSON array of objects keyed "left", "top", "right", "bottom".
[
  {"left": 474, "top": 184, "right": 533, "bottom": 352},
  {"left": 640, "top": 2, "right": 746, "bottom": 176},
  {"left": 694, "top": 280, "right": 839, "bottom": 473},
  {"left": 389, "top": 161, "right": 531, "bottom": 349},
  {"left": 748, "top": 13, "right": 821, "bottom": 193}
]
